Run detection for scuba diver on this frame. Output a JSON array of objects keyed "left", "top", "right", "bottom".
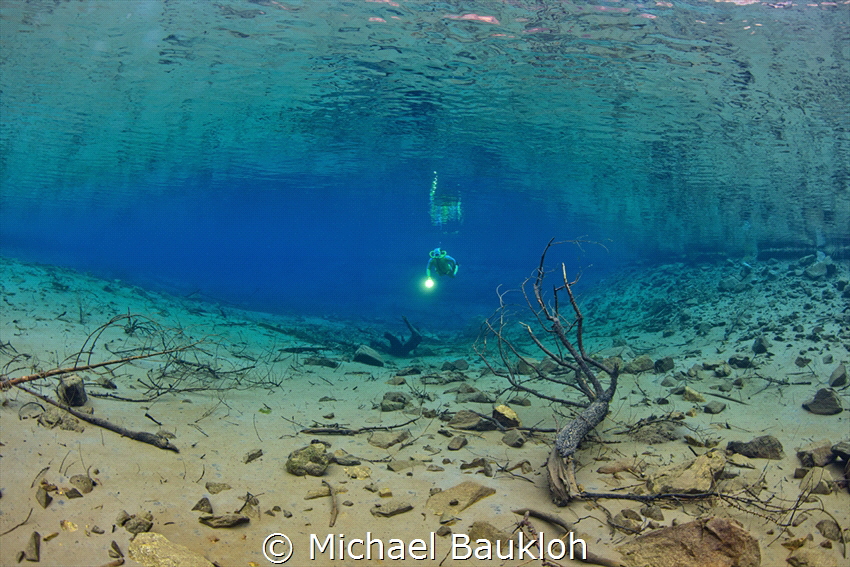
[{"left": 424, "top": 248, "right": 458, "bottom": 288}]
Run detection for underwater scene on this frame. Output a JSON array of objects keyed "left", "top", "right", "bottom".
[{"left": 0, "top": 1, "right": 848, "bottom": 566}]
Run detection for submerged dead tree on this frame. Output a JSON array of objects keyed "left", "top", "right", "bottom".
[{"left": 478, "top": 239, "right": 618, "bottom": 505}]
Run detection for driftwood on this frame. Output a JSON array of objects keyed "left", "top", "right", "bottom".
[
  {"left": 478, "top": 239, "right": 618, "bottom": 505},
  {"left": 0, "top": 314, "right": 201, "bottom": 452},
  {"left": 300, "top": 416, "right": 420, "bottom": 436},
  {"left": 382, "top": 316, "right": 422, "bottom": 357},
  {"left": 16, "top": 385, "right": 179, "bottom": 452}
]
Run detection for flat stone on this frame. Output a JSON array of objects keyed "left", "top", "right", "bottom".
[
  {"left": 343, "top": 465, "right": 371, "bottom": 479},
  {"left": 447, "top": 410, "right": 495, "bottom": 431},
  {"left": 804, "top": 261, "right": 829, "bottom": 279},
  {"left": 787, "top": 545, "right": 841, "bottom": 567},
  {"left": 799, "top": 467, "right": 833, "bottom": 494},
  {"left": 703, "top": 401, "right": 726, "bottom": 414},
  {"left": 617, "top": 516, "right": 760, "bottom": 567},
  {"left": 367, "top": 430, "right": 410, "bottom": 449},
  {"left": 727, "top": 435, "right": 784, "bottom": 459},
  {"left": 353, "top": 345, "right": 384, "bottom": 367},
  {"left": 501, "top": 430, "right": 525, "bottom": 448},
  {"left": 447, "top": 435, "right": 468, "bottom": 450},
  {"left": 199, "top": 514, "right": 250, "bottom": 528},
  {"left": 682, "top": 386, "right": 705, "bottom": 403},
  {"left": 456, "top": 390, "right": 494, "bottom": 403},
  {"left": 515, "top": 356, "right": 538, "bottom": 375},
  {"left": 124, "top": 516, "right": 153, "bottom": 534},
  {"left": 333, "top": 450, "right": 361, "bottom": 466},
  {"left": 68, "top": 474, "right": 94, "bottom": 494},
  {"left": 387, "top": 460, "right": 414, "bottom": 472},
  {"left": 243, "top": 449, "right": 263, "bottom": 464},
  {"left": 370, "top": 500, "right": 413, "bottom": 517},
  {"left": 205, "top": 482, "right": 231, "bottom": 494},
  {"left": 648, "top": 451, "right": 726, "bottom": 494},
  {"left": 802, "top": 388, "right": 843, "bottom": 415},
  {"left": 467, "top": 521, "right": 514, "bottom": 544},
  {"left": 816, "top": 519, "right": 842, "bottom": 541},
  {"left": 426, "top": 481, "right": 496, "bottom": 515},
  {"left": 130, "top": 532, "right": 215, "bottom": 567},
  {"left": 624, "top": 355, "right": 653, "bottom": 374}
]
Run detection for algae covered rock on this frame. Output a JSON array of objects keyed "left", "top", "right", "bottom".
[
  {"left": 285, "top": 442, "right": 331, "bottom": 476},
  {"left": 129, "top": 532, "right": 214, "bottom": 567}
]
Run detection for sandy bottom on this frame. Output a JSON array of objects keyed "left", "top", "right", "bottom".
[{"left": 0, "top": 255, "right": 848, "bottom": 567}]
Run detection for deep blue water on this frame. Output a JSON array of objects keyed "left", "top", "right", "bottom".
[{"left": 1, "top": 1, "right": 847, "bottom": 327}]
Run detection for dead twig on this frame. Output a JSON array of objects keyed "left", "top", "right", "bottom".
[{"left": 322, "top": 480, "right": 338, "bottom": 528}]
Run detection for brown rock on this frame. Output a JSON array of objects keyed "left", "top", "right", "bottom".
[
  {"left": 492, "top": 405, "right": 520, "bottom": 428},
  {"left": 68, "top": 474, "right": 94, "bottom": 494},
  {"left": 129, "top": 532, "right": 215, "bottom": 567},
  {"left": 799, "top": 467, "right": 833, "bottom": 494},
  {"left": 352, "top": 345, "right": 384, "bottom": 367},
  {"left": 447, "top": 410, "right": 496, "bottom": 431},
  {"left": 56, "top": 374, "right": 87, "bottom": 406},
  {"left": 447, "top": 435, "right": 468, "bottom": 451},
  {"left": 796, "top": 440, "right": 835, "bottom": 468},
  {"left": 648, "top": 451, "right": 726, "bottom": 494},
  {"left": 370, "top": 500, "right": 413, "bottom": 517},
  {"left": 205, "top": 482, "right": 231, "bottom": 494},
  {"left": 192, "top": 497, "right": 213, "bottom": 513},
  {"left": 501, "top": 430, "right": 525, "bottom": 448},
  {"left": 199, "top": 514, "right": 250, "bottom": 528},
  {"left": 802, "top": 388, "right": 843, "bottom": 415},
  {"left": 368, "top": 430, "right": 410, "bottom": 449},
  {"left": 787, "top": 545, "right": 840, "bottom": 567},
  {"left": 285, "top": 443, "right": 331, "bottom": 476},
  {"left": 467, "top": 521, "right": 514, "bottom": 544},
  {"left": 426, "top": 481, "right": 496, "bottom": 515},
  {"left": 624, "top": 355, "right": 653, "bottom": 374},
  {"left": 727, "top": 435, "right": 784, "bottom": 459},
  {"left": 617, "top": 516, "right": 760, "bottom": 567},
  {"left": 654, "top": 356, "right": 674, "bottom": 373},
  {"left": 829, "top": 364, "right": 847, "bottom": 388}
]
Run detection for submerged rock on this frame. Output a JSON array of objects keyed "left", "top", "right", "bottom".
[
  {"left": 802, "top": 388, "right": 843, "bottom": 415},
  {"left": 370, "top": 500, "right": 413, "bottom": 517},
  {"left": 624, "top": 355, "right": 653, "bottom": 374},
  {"left": 129, "top": 532, "right": 214, "bottom": 567},
  {"left": 617, "top": 516, "right": 760, "bottom": 567},
  {"left": 352, "top": 345, "right": 384, "bottom": 367},
  {"left": 367, "top": 430, "right": 410, "bottom": 449},
  {"left": 829, "top": 364, "right": 847, "bottom": 387},
  {"left": 447, "top": 410, "right": 496, "bottom": 431},
  {"left": 727, "top": 435, "right": 784, "bottom": 459},
  {"left": 198, "top": 514, "right": 250, "bottom": 528},
  {"left": 285, "top": 442, "right": 331, "bottom": 476},
  {"left": 56, "top": 374, "right": 87, "bottom": 406},
  {"left": 426, "top": 481, "right": 496, "bottom": 515}
]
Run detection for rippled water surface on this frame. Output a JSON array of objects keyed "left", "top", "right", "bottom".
[{"left": 1, "top": 0, "right": 847, "bottom": 319}]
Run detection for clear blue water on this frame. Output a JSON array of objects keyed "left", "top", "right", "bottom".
[{"left": 1, "top": 0, "right": 847, "bottom": 327}]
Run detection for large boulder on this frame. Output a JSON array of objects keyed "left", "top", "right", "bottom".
[{"left": 617, "top": 516, "right": 760, "bottom": 567}]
